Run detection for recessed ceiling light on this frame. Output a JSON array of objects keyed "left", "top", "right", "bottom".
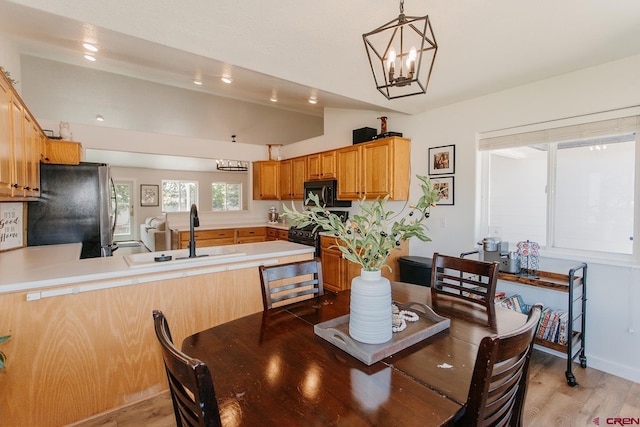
[
  {"left": 221, "top": 76, "right": 233, "bottom": 84},
  {"left": 270, "top": 95, "right": 278, "bottom": 102},
  {"left": 193, "top": 79, "right": 203, "bottom": 85},
  {"left": 84, "top": 54, "right": 96, "bottom": 62},
  {"left": 96, "top": 115, "right": 104, "bottom": 122},
  {"left": 83, "top": 42, "right": 98, "bottom": 52},
  {"left": 308, "top": 96, "right": 318, "bottom": 104}
]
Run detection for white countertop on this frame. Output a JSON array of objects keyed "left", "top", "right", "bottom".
[{"left": 0, "top": 240, "right": 313, "bottom": 295}]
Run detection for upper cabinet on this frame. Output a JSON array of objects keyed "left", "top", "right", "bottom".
[
  {"left": 307, "top": 151, "right": 336, "bottom": 180},
  {"left": 0, "top": 72, "right": 45, "bottom": 199},
  {"left": 253, "top": 160, "right": 280, "bottom": 200},
  {"left": 42, "top": 139, "right": 83, "bottom": 165},
  {"left": 280, "top": 156, "right": 307, "bottom": 200},
  {"left": 336, "top": 137, "right": 411, "bottom": 201},
  {"left": 0, "top": 79, "right": 15, "bottom": 197},
  {"left": 252, "top": 137, "right": 411, "bottom": 201}
]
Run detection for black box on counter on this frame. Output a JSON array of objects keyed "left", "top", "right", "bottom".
[
  {"left": 352, "top": 127, "right": 377, "bottom": 144},
  {"left": 373, "top": 131, "right": 403, "bottom": 139}
]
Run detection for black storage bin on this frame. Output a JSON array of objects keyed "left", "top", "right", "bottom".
[
  {"left": 353, "top": 127, "right": 377, "bottom": 144},
  {"left": 398, "top": 256, "right": 433, "bottom": 287}
]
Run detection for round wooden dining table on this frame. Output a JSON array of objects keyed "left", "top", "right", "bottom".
[{"left": 182, "top": 281, "right": 527, "bottom": 426}]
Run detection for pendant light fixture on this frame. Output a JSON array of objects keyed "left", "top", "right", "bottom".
[{"left": 363, "top": 0, "right": 438, "bottom": 100}]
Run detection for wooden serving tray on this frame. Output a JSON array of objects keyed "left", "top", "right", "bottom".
[{"left": 314, "top": 301, "right": 450, "bottom": 365}]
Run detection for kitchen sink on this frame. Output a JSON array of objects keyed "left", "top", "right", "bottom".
[{"left": 124, "top": 246, "right": 245, "bottom": 268}]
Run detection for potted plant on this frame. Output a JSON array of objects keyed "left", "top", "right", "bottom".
[
  {"left": 283, "top": 174, "right": 439, "bottom": 344},
  {"left": 0, "top": 334, "right": 10, "bottom": 369}
]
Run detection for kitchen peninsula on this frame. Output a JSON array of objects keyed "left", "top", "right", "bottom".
[{"left": 0, "top": 240, "right": 314, "bottom": 427}]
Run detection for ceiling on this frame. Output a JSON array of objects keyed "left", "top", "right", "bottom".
[{"left": 2, "top": 0, "right": 640, "bottom": 146}]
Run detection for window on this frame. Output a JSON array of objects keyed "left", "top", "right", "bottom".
[
  {"left": 162, "top": 180, "right": 198, "bottom": 212},
  {"left": 480, "top": 112, "right": 639, "bottom": 260},
  {"left": 211, "top": 182, "right": 242, "bottom": 211}
]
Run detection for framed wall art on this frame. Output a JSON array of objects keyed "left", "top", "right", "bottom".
[
  {"left": 428, "top": 144, "right": 455, "bottom": 175},
  {"left": 140, "top": 184, "right": 159, "bottom": 207},
  {"left": 432, "top": 176, "right": 454, "bottom": 205}
]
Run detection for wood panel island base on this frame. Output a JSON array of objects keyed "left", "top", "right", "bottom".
[{"left": 0, "top": 241, "right": 313, "bottom": 427}]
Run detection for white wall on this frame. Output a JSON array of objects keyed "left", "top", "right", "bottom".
[
  {"left": 292, "top": 54, "right": 640, "bottom": 382},
  {"left": 0, "top": 38, "right": 22, "bottom": 93}
]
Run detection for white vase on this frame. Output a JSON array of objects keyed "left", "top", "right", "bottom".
[{"left": 349, "top": 269, "right": 392, "bottom": 344}]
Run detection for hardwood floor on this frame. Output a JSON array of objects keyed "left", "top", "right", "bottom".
[{"left": 71, "top": 349, "right": 639, "bottom": 427}]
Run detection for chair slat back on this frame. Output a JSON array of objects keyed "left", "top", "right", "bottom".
[
  {"left": 457, "top": 304, "right": 543, "bottom": 427},
  {"left": 152, "top": 310, "right": 222, "bottom": 427},
  {"left": 259, "top": 258, "right": 325, "bottom": 310},
  {"left": 431, "top": 252, "right": 499, "bottom": 320}
]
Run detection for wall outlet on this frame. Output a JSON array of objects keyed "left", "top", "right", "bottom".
[{"left": 439, "top": 217, "right": 447, "bottom": 229}]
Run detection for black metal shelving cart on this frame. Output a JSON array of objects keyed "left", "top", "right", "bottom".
[
  {"left": 496, "top": 264, "right": 587, "bottom": 386},
  {"left": 460, "top": 251, "right": 587, "bottom": 386}
]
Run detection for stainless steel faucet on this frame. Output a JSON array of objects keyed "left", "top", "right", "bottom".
[{"left": 189, "top": 203, "right": 199, "bottom": 258}]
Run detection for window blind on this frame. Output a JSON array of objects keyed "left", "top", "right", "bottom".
[{"left": 479, "top": 115, "right": 640, "bottom": 151}]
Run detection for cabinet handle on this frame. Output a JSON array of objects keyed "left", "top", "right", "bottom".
[
  {"left": 11, "top": 183, "right": 19, "bottom": 188},
  {"left": 33, "top": 187, "right": 39, "bottom": 191},
  {"left": 24, "top": 186, "right": 31, "bottom": 191}
]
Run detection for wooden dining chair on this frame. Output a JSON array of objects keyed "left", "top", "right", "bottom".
[
  {"left": 431, "top": 252, "right": 500, "bottom": 321},
  {"left": 258, "top": 258, "right": 325, "bottom": 310},
  {"left": 455, "top": 304, "right": 543, "bottom": 427},
  {"left": 152, "top": 310, "right": 222, "bottom": 427}
]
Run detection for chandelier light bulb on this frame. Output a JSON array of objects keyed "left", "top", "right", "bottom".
[
  {"left": 387, "top": 48, "right": 396, "bottom": 73},
  {"left": 407, "top": 47, "right": 417, "bottom": 74},
  {"left": 84, "top": 54, "right": 96, "bottom": 62}
]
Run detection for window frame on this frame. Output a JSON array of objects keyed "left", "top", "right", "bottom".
[
  {"left": 161, "top": 179, "right": 199, "bottom": 213},
  {"left": 478, "top": 108, "right": 640, "bottom": 264},
  {"left": 211, "top": 181, "right": 242, "bottom": 211}
]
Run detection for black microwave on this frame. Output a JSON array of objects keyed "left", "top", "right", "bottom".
[{"left": 303, "top": 179, "right": 352, "bottom": 207}]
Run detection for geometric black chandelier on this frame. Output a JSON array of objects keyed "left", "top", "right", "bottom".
[{"left": 363, "top": 0, "right": 438, "bottom": 100}]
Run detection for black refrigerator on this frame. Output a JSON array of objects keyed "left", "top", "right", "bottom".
[{"left": 27, "top": 162, "right": 116, "bottom": 259}]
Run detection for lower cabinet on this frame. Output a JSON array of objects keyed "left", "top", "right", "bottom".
[
  {"left": 266, "top": 227, "right": 289, "bottom": 241},
  {"left": 236, "top": 227, "right": 267, "bottom": 244},
  {"left": 320, "top": 235, "right": 409, "bottom": 293},
  {"left": 174, "top": 227, "right": 267, "bottom": 249}
]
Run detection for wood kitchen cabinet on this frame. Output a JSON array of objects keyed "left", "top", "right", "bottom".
[
  {"left": 0, "top": 78, "right": 13, "bottom": 197},
  {"left": 336, "top": 137, "right": 411, "bottom": 201},
  {"left": 307, "top": 150, "right": 336, "bottom": 180},
  {"left": 267, "top": 227, "right": 289, "bottom": 241},
  {"left": 279, "top": 156, "right": 306, "bottom": 200},
  {"left": 42, "top": 139, "right": 83, "bottom": 165},
  {"left": 335, "top": 145, "right": 361, "bottom": 200},
  {"left": 24, "top": 115, "right": 44, "bottom": 196},
  {"left": 175, "top": 228, "right": 236, "bottom": 249},
  {"left": 174, "top": 226, "right": 267, "bottom": 249},
  {"left": 320, "top": 235, "right": 347, "bottom": 292},
  {"left": 320, "top": 235, "right": 408, "bottom": 292},
  {"left": 0, "top": 71, "right": 45, "bottom": 199},
  {"left": 253, "top": 160, "right": 280, "bottom": 200},
  {"left": 236, "top": 226, "right": 267, "bottom": 244}
]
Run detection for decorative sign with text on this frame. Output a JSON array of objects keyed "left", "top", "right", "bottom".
[{"left": 0, "top": 203, "right": 24, "bottom": 251}]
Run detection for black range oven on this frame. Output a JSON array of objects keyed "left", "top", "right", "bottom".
[{"left": 287, "top": 210, "right": 349, "bottom": 256}]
